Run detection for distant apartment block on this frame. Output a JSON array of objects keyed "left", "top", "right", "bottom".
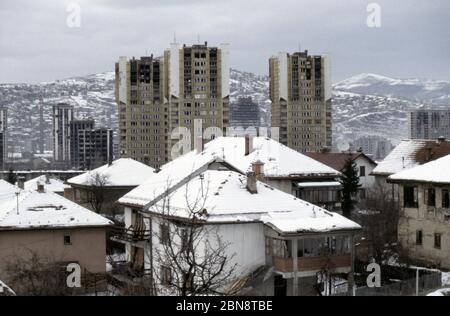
[
  {"left": 115, "top": 41, "right": 230, "bottom": 168},
  {"left": 270, "top": 50, "right": 332, "bottom": 153},
  {"left": 352, "top": 136, "right": 394, "bottom": 160},
  {"left": 76, "top": 128, "right": 113, "bottom": 169},
  {"left": 70, "top": 119, "right": 95, "bottom": 167},
  {"left": 409, "top": 110, "right": 450, "bottom": 140},
  {"left": 230, "top": 97, "right": 261, "bottom": 130},
  {"left": 0, "top": 107, "right": 7, "bottom": 170},
  {"left": 52, "top": 103, "right": 74, "bottom": 163}
]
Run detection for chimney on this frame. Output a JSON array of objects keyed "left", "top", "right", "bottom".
[
  {"left": 245, "top": 135, "right": 253, "bottom": 156},
  {"left": 251, "top": 160, "right": 265, "bottom": 180},
  {"left": 246, "top": 171, "right": 257, "bottom": 194},
  {"left": 37, "top": 182, "right": 45, "bottom": 193},
  {"left": 195, "top": 136, "right": 204, "bottom": 153},
  {"left": 437, "top": 136, "right": 446, "bottom": 144},
  {"left": 321, "top": 146, "right": 331, "bottom": 153},
  {"left": 17, "top": 177, "right": 25, "bottom": 190},
  {"left": 45, "top": 174, "right": 51, "bottom": 184}
]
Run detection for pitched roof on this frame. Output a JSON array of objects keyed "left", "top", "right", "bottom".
[
  {"left": 67, "top": 158, "right": 155, "bottom": 187},
  {"left": 119, "top": 136, "right": 340, "bottom": 207},
  {"left": 372, "top": 139, "right": 450, "bottom": 176},
  {"left": 25, "top": 175, "right": 70, "bottom": 193},
  {"left": 0, "top": 180, "right": 112, "bottom": 230},
  {"left": 388, "top": 154, "right": 450, "bottom": 185},
  {"left": 140, "top": 169, "right": 360, "bottom": 234},
  {"left": 304, "top": 152, "right": 376, "bottom": 171}
]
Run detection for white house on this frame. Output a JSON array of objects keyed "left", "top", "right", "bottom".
[{"left": 114, "top": 156, "right": 361, "bottom": 296}]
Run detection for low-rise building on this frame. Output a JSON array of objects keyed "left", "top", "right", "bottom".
[
  {"left": 114, "top": 154, "right": 361, "bottom": 296},
  {"left": 24, "top": 175, "right": 70, "bottom": 196},
  {"left": 0, "top": 180, "right": 112, "bottom": 289},
  {"left": 388, "top": 154, "right": 450, "bottom": 269}
]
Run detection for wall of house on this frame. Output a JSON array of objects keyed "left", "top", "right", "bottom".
[
  {"left": 264, "top": 178, "right": 293, "bottom": 195},
  {"left": 0, "top": 227, "right": 107, "bottom": 283},
  {"left": 398, "top": 183, "right": 450, "bottom": 269},
  {"left": 355, "top": 156, "right": 376, "bottom": 192}
]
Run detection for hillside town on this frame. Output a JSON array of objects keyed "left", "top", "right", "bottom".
[{"left": 0, "top": 1, "right": 449, "bottom": 299}]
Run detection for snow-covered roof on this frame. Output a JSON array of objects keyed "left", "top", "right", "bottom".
[
  {"left": 372, "top": 139, "right": 450, "bottom": 176},
  {"left": 0, "top": 181, "right": 112, "bottom": 230},
  {"left": 67, "top": 158, "right": 155, "bottom": 187},
  {"left": 0, "top": 279, "right": 15, "bottom": 296},
  {"left": 25, "top": 175, "right": 70, "bottom": 193},
  {"left": 389, "top": 154, "right": 450, "bottom": 185},
  {"left": 119, "top": 137, "right": 340, "bottom": 208},
  {"left": 296, "top": 181, "right": 342, "bottom": 188},
  {"left": 133, "top": 170, "right": 360, "bottom": 234}
]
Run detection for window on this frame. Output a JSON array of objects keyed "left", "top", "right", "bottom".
[
  {"left": 180, "top": 228, "right": 191, "bottom": 252},
  {"left": 161, "top": 266, "right": 172, "bottom": 285},
  {"left": 404, "top": 186, "right": 418, "bottom": 208},
  {"left": 426, "top": 188, "right": 436, "bottom": 207},
  {"left": 416, "top": 230, "right": 423, "bottom": 245},
  {"left": 442, "top": 189, "right": 450, "bottom": 208},
  {"left": 64, "top": 235, "right": 72, "bottom": 245},
  {"left": 359, "top": 166, "right": 366, "bottom": 177},
  {"left": 434, "top": 233, "right": 441, "bottom": 249},
  {"left": 160, "top": 224, "right": 170, "bottom": 245}
]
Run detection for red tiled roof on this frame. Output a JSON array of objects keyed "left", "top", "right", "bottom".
[{"left": 304, "top": 152, "right": 376, "bottom": 171}]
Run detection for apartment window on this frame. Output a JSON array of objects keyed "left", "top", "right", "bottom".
[
  {"left": 416, "top": 230, "right": 423, "bottom": 245},
  {"left": 64, "top": 235, "right": 72, "bottom": 245},
  {"left": 160, "top": 224, "right": 170, "bottom": 245},
  {"left": 359, "top": 166, "right": 366, "bottom": 177},
  {"left": 434, "top": 233, "right": 441, "bottom": 249},
  {"left": 442, "top": 189, "right": 450, "bottom": 208},
  {"left": 161, "top": 266, "right": 172, "bottom": 285},
  {"left": 404, "top": 186, "right": 418, "bottom": 208},
  {"left": 426, "top": 188, "right": 436, "bottom": 207}
]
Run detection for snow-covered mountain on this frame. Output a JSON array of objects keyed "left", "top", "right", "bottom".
[{"left": 0, "top": 70, "right": 448, "bottom": 154}]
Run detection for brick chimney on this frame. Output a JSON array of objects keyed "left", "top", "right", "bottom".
[
  {"left": 245, "top": 135, "right": 253, "bottom": 156},
  {"left": 251, "top": 160, "right": 265, "bottom": 180},
  {"left": 37, "top": 182, "right": 45, "bottom": 193},
  {"left": 246, "top": 171, "right": 257, "bottom": 194}
]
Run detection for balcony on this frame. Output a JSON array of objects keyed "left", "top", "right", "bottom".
[
  {"left": 273, "top": 255, "right": 351, "bottom": 273},
  {"left": 110, "top": 225, "right": 151, "bottom": 245}
]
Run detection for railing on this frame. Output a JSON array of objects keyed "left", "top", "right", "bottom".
[
  {"left": 273, "top": 255, "right": 352, "bottom": 273},
  {"left": 110, "top": 225, "right": 151, "bottom": 243}
]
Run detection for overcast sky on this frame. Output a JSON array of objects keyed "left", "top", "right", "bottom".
[{"left": 0, "top": 0, "right": 449, "bottom": 83}]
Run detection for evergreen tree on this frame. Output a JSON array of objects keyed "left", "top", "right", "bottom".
[
  {"left": 6, "top": 168, "right": 17, "bottom": 185},
  {"left": 339, "top": 157, "right": 361, "bottom": 218}
]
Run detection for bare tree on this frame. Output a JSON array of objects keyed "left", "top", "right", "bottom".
[
  {"left": 148, "top": 179, "right": 240, "bottom": 296},
  {"left": 85, "top": 172, "right": 110, "bottom": 214}
]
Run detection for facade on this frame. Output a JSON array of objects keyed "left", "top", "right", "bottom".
[
  {"left": 409, "top": 110, "right": 450, "bottom": 140},
  {"left": 76, "top": 128, "right": 114, "bottom": 169},
  {"left": 0, "top": 180, "right": 111, "bottom": 290},
  {"left": 269, "top": 50, "right": 332, "bottom": 153},
  {"left": 52, "top": 103, "right": 74, "bottom": 163},
  {"left": 305, "top": 151, "right": 377, "bottom": 198},
  {"left": 0, "top": 107, "right": 7, "bottom": 170},
  {"left": 230, "top": 97, "right": 261, "bottom": 130},
  {"left": 352, "top": 136, "right": 394, "bottom": 161},
  {"left": 69, "top": 119, "right": 95, "bottom": 167},
  {"left": 388, "top": 155, "right": 450, "bottom": 269},
  {"left": 114, "top": 158, "right": 360, "bottom": 296},
  {"left": 115, "top": 42, "right": 230, "bottom": 168}
]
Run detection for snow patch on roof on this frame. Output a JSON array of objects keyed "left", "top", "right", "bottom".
[
  {"left": 25, "top": 175, "right": 70, "bottom": 193},
  {"left": 389, "top": 154, "right": 450, "bottom": 184}
]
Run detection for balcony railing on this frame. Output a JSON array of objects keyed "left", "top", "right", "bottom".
[
  {"left": 110, "top": 225, "right": 151, "bottom": 243},
  {"left": 273, "top": 255, "right": 351, "bottom": 273}
]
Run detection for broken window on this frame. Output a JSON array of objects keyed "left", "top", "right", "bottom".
[
  {"left": 416, "top": 230, "right": 423, "bottom": 245},
  {"left": 404, "top": 185, "right": 418, "bottom": 208},
  {"left": 434, "top": 233, "right": 441, "bottom": 249},
  {"left": 442, "top": 189, "right": 450, "bottom": 208},
  {"left": 160, "top": 223, "right": 170, "bottom": 245},
  {"left": 426, "top": 188, "right": 436, "bottom": 207}
]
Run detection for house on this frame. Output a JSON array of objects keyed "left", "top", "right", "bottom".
[
  {"left": 156, "top": 136, "right": 342, "bottom": 211},
  {"left": 24, "top": 175, "right": 70, "bottom": 196},
  {"left": 388, "top": 154, "right": 450, "bottom": 269},
  {"left": 114, "top": 157, "right": 361, "bottom": 296},
  {"left": 305, "top": 151, "right": 377, "bottom": 199},
  {"left": 65, "top": 158, "right": 155, "bottom": 217},
  {"left": 0, "top": 180, "right": 112, "bottom": 290},
  {"left": 371, "top": 138, "right": 450, "bottom": 200}
]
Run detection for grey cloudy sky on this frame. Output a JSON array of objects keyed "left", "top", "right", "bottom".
[{"left": 0, "top": 0, "right": 449, "bottom": 83}]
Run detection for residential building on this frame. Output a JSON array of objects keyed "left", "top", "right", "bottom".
[
  {"left": 114, "top": 157, "right": 361, "bottom": 296},
  {"left": 52, "top": 103, "right": 74, "bottom": 164},
  {"left": 269, "top": 50, "right": 332, "bottom": 153},
  {"left": 65, "top": 158, "right": 154, "bottom": 217},
  {"left": 409, "top": 110, "right": 450, "bottom": 140},
  {"left": 305, "top": 151, "right": 377, "bottom": 199},
  {"left": 75, "top": 128, "right": 114, "bottom": 169},
  {"left": 69, "top": 119, "right": 95, "bottom": 167},
  {"left": 352, "top": 136, "right": 394, "bottom": 161},
  {"left": 388, "top": 154, "right": 450, "bottom": 269},
  {"left": 0, "top": 180, "right": 111, "bottom": 291},
  {"left": 115, "top": 42, "right": 230, "bottom": 168},
  {"left": 371, "top": 138, "right": 450, "bottom": 200},
  {"left": 144, "top": 136, "right": 342, "bottom": 211},
  {"left": 230, "top": 97, "right": 261, "bottom": 130}
]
